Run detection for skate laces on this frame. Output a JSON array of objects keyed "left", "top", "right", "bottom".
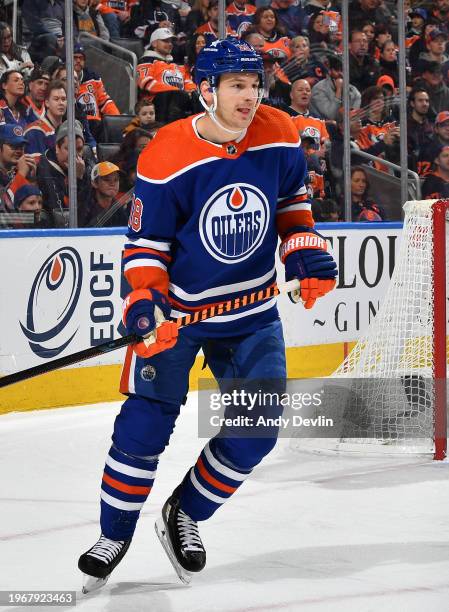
[
  {"left": 177, "top": 510, "right": 204, "bottom": 552},
  {"left": 88, "top": 535, "right": 126, "bottom": 564}
]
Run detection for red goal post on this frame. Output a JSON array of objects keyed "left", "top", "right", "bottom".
[{"left": 290, "top": 199, "right": 448, "bottom": 460}]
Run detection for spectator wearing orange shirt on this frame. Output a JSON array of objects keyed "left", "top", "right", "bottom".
[
  {"left": 195, "top": 0, "right": 235, "bottom": 38},
  {"left": 253, "top": 7, "right": 291, "bottom": 61}
]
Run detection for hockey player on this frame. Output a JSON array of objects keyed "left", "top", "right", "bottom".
[{"left": 78, "top": 38, "right": 337, "bottom": 592}]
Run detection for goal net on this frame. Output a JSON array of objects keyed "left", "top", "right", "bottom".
[{"left": 290, "top": 199, "right": 448, "bottom": 459}]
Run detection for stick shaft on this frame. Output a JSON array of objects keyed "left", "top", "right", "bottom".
[{"left": 0, "top": 279, "right": 299, "bottom": 389}]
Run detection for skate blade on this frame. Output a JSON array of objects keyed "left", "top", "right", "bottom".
[
  {"left": 154, "top": 517, "right": 192, "bottom": 585},
  {"left": 81, "top": 573, "right": 109, "bottom": 594}
]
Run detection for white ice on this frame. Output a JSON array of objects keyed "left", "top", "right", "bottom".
[{"left": 2, "top": 394, "right": 449, "bottom": 612}]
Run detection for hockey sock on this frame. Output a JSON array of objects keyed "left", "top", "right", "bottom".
[
  {"left": 178, "top": 440, "right": 253, "bottom": 521},
  {"left": 100, "top": 445, "right": 158, "bottom": 540}
]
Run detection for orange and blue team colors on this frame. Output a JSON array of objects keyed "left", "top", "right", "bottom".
[
  {"left": 120, "top": 104, "right": 312, "bottom": 393},
  {"left": 77, "top": 70, "right": 120, "bottom": 121},
  {"left": 137, "top": 61, "right": 194, "bottom": 94}
]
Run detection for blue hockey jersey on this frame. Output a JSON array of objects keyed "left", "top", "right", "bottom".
[{"left": 123, "top": 104, "right": 313, "bottom": 339}]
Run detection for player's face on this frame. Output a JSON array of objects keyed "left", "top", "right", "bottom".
[{"left": 216, "top": 73, "right": 260, "bottom": 131}]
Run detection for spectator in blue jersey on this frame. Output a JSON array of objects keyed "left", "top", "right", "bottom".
[
  {"left": 78, "top": 37, "right": 337, "bottom": 594},
  {"left": 23, "top": 67, "right": 50, "bottom": 122},
  {"left": 270, "top": 0, "right": 308, "bottom": 39},
  {"left": 0, "top": 124, "right": 37, "bottom": 211},
  {"left": 24, "top": 80, "right": 67, "bottom": 159},
  {"left": 0, "top": 70, "right": 33, "bottom": 128}
]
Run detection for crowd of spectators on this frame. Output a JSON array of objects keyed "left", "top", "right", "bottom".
[{"left": 0, "top": 0, "right": 448, "bottom": 229}]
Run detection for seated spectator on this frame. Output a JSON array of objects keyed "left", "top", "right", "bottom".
[
  {"left": 123, "top": 97, "right": 155, "bottom": 136},
  {"left": 409, "top": 19, "right": 441, "bottom": 70},
  {"left": 183, "top": 33, "right": 207, "bottom": 89},
  {"left": 377, "top": 73, "right": 396, "bottom": 98},
  {"left": 414, "top": 29, "right": 449, "bottom": 82},
  {"left": 431, "top": 0, "right": 449, "bottom": 33},
  {"left": 0, "top": 184, "right": 47, "bottom": 229},
  {"left": 0, "top": 124, "right": 36, "bottom": 210},
  {"left": 196, "top": 0, "right": 235, "bottom": 38},
  {"left": 36, "top": 119, "right": 91, "bottom": 227},
  {"left": 309, "top": 54, "right": 361, "bottom": 121},
  {"left": 407, "top": 87, "right": 434, "bottom": 175},
  {"left": 279, "top": 35, "right": 326, "bottom": 86},
  {"left": 421, "top": 144, "right": 449, "bottom": 199},
  {"left": 260, "top": 52, "right": 291, "bottom": 107},
  {"left": 360, "top": 85, "right": 394, "bottom": 125},
  {"left": 349, "top": 28, "right": 380, "bottom": 93},
  {"left": 0, "top": 70, "right": 33, "bottom": 128},
  {"left": 406, "top": 7, "right": 426, "bottom": 49},
  {"left": 52, "top": 64, "right": 97, "bottom": 153},
  {"left": 0, "top": 22, "right": 34, "bottom": 80},
  {"left": 24, "top": 67, "right": 50, "bottom": 122},
  {"left": 378, "top": 40, "right": 399, "bottom": 87},
  {"left": 418, "top": 111, "right": 449, "bottom": 177},
  {"left": 348, "top": 0, "right": 393, "bottom": 30},
  {"left": 305, "top": 0, "right": 333, "bottom": 19},
  {"left": 307, "top": 10, "right": 335, "bottom": 58},
  {"left": 22, "top": 0, "right": 65, "bottom": 64},
  {"left": 24, "top": 80, "right": 67, "bottom": 158},
  {"left": 226, "top": 0, "right": 256, "bottom": 39},
  {"left": 414, "top": 61, "right": 449, "bottom": 117},
  {"left": 111, "top": 128, "right": 151, "bottom": 191},
  {"left": 270, "top": 0, "right": 307, "bottom": 40},
  {"left": 185, "top": 0, "right": 209, "bottom": 37},
  {"left": 311, "top": 197, "right": 340, "bottom": 222},
  {"left": 137, "top": 28, "right": 193, "bottom": 123},
  {"left": 73, "top": 44, "right": 120, "bottom": 141},
  {"left": 300, "top": 131, "right": 326, "bottom": 199},
  {"left": 97, "top": 0, "right": 135, "bottom": 39},
  {"left": 85, "top": 161, "right": 128, "bottom": 227},
  {"left": 348, "top": 165, "right": 386, "bottom": 221},
  {"left": 73, "top": 0, "right": 110, "bottom": 40},
  {"left": 361, "top": 20, "right": 376, "bottom": 55},
  {"left": 253, "top": 7, "right": 291, "bottom": 60},
  {"left": 372, "top": 23, "right": 393, "bottom": 61},
  {"left": 289, "top": 79, "right": 330, "bottom": 154}
]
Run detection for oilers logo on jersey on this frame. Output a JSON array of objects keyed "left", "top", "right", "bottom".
[
  {"left": 162, "top": 69, "right": 184, "bottom": 90},
  {"left": 199, "top": 183, "right": 269, "bottom": 264}
]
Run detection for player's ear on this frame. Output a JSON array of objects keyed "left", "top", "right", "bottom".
[{"left": 200, "top": 80, "right": 213, "bottom": 103}]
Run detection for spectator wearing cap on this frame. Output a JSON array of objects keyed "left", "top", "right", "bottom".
[
  {"left": 0, "top": 22, "right": 34, "bottom": 80},
  {"left": 377, "top": 74, "right": 396, "bottom": 98},
  {"left": 414, "top": 61, "right": 449, "bottom": 116},
  {"left": 417, "top": 110, "right": 449, "bottom": 177},
  {"left": 433, "top": 111, "right": 449, "bottom": 147},
  {"left": 406, "top": 7, "right": 427, "bottom": 49},
  {"left": 24, "top": 80, "right": 67, "bottom": 159},
  {"left": 0, "top": 70, "right": 33, "bottom": 129},
  {"left": 196, "top": 0, "right": 235, "bottom": 37},
  {"left": 36, "top": 119, "right": 91, "bottom": 227},
  {"left": 0, "top": 184, "right": 47, "bottom": 229},
  {"left": 414, "top": 29, "right": 449, "bottom": 75},
  {"left": 0, "top": 124, "right": 37, "bottom": 212},
  {"left": 422, "top": 144, "right": 449, "bottom": 199},
  {"left": 85, "top": 161, "right": 128, "bottom": 227},
  {"left": 24, "top": 67, "right": 50, "bottom": 122},
  {"left": 348, "top": 28, "right": 380, "bottom": 93},
  {"left": 74, "top": 44, "right": 120, "bottom": 141},
  {"left": 22, "top": 0, "right": 65, "bottom": 64},
  {"left": 309, "top": 55, "right": 361, "bottom": 121},
  {"left": 409, "top": 19, "right": 443, "bottom": 70},
  {"left": 407, "top": 87, "right": 434, "bottom": 175},
  {"left": 137, "top": 28, "right": 194, "bottom": 123},
  {"left": 73, "top": 0, "right": 110, "bottom": 41}
]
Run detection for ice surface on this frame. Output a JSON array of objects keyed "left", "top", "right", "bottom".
[{"left": 1, "top": 394, "right": 449, "bottom": 612}]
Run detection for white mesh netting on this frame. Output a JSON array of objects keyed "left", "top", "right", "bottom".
[{"left": 291, "top": 199, "right": 448, "bottom": 456}]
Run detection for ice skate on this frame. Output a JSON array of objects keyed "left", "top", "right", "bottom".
[
  {"left": 78, "top": 534, "right": 131, "bottom": 594},
  {"left": 155, "top": 490, "right": 206, "bottom": 584}
]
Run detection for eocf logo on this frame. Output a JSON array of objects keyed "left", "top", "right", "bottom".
[{"left": 20, "top": 247, "right": 83, "bottom": 358}]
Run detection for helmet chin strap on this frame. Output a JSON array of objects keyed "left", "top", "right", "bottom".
[{"left": 199, "top": 84, "right": 264, "bottom": 138}]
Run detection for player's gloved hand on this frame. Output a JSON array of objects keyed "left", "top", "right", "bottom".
[
  {"left": 122, "top": 289, "right": 178, "bottom": 358},
  {"left": 280, "top": 228, "right": 337, "bottom": 309}
]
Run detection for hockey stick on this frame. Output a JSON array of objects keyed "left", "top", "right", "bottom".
[{"left": 0, "top": 279, "right": 300, "bottom": 389}]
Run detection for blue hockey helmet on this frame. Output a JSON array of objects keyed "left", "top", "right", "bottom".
[{"left": 194, "top": 37, "right": 264, "bottom": 88}]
